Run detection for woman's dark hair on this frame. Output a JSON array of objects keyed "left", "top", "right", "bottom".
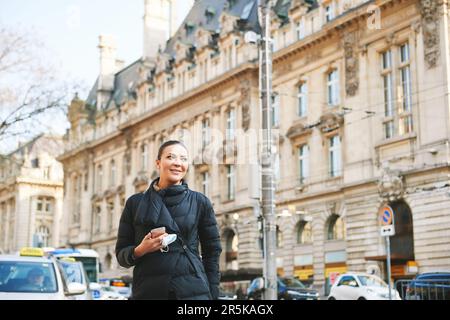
[{"left": 157, "top": 140, "right": 188, "bottom": 160}]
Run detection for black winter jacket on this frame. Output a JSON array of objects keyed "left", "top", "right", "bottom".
[{"left": 115, "top": 179, "right": 222, "bottom": 300}]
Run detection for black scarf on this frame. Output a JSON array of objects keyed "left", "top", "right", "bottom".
[{"left": 134, "top": 178, "right": 188, "bottom": 233}]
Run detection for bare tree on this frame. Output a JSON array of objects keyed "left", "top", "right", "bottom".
[{"left": 0, "top": 25, "right": 81, "bottom": 153}]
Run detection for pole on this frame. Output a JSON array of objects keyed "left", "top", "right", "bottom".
[
  {"left": 386, "top": 235, "right": 392, "bottom": 300},
  {"left": 258, "top": 0, "right": 277, "bottom": 300}
]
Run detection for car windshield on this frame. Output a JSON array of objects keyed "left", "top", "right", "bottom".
[
  {"left": 0, "top": 261, "right": 58, "bottom": 293},
  {"left": 357, "top": 275, "right": 387, "bottom": 288},
  {"left": 279, "top": 277, "right": 306, "bottom": 289}
]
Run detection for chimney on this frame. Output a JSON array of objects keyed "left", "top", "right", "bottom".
[
  {"left": 143, "top": 0, "right": 173, "bottom": 60},
  {"left": 97, "top": 34, "right": 117, "bottom": 109}
]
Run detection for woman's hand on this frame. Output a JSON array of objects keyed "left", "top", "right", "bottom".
[{"left": 134, "top": 232, "right": 168, "bottom": 258}]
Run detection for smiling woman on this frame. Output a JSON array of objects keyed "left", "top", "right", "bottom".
[{"left": 115, "top": 140, "right": 222, "bottom": 300}]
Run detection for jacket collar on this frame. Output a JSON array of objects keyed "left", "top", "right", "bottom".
[{"left": 134, "top": 178, "right": 188, "bottom": 234}]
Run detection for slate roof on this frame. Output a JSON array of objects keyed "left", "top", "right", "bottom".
[{"left": 84, "top": 0, "right": 319, "bottom": 113}]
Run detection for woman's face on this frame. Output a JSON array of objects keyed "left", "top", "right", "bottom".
[{"left": 156, "top": 144, "right": 188, "bottom": 185}]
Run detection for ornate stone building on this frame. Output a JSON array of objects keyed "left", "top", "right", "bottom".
[
  {"left": 0, "top": 135, "right": 64, "bottom": 253},
  {"left": 59, "top": 0, "right": 450, "bottom": 294}
]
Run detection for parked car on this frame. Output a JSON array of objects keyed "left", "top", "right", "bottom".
[
  {"left": 218, "top": 286, "right": 237, "bottom": 300},
  {"left": 247, "top": 276, "right": 319, "bottom": 300},
  {"left": 0, "top": 247, "right": 87, "bottom": 300},
  {"left": 328, "top": 273, "right": 401, "bottom": 300},
  {"left": 99, "top": 286, "right": 128, "bottom": 300},
  {"left": 405, "top": 272, "right": 450, "bottom": 300}
]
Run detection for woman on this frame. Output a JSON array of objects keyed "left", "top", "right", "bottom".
[{"left": 115, "top": 140, "right": 222, "bottom": 300}]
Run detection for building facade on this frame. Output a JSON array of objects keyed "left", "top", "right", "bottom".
[
  {"left": 59, "top": 0, "right": 450, "bottom": 294},
  {"left": 0, "top": 135, "right": 64, "bottom": 253}
]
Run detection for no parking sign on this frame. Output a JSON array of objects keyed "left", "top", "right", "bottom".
[{"left": 379, "top": 205, "right": 395, "bottom": 237}]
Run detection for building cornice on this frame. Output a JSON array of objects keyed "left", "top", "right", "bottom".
[
  {"left": 272, "top": 0, "right": 399, "bottom": 65},
  {"left": 14, "top": 177, "right": 63, "bottom": 188}
]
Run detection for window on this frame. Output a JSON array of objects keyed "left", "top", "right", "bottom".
[
  {"left": 185, "top": 22, "right": 195, "bottom": 36},
  {"left": 95, "top": 205, "right": 101, "bottom": 233},
  {"left": 276, "top": 226, "right": 283, "bottom": 248},
  {"left": 36, "top": 197, "right": 52, "bottom": 215},
  {"left": 271, "top": 94, "right": 280, "bottom": 127},
  {"left": 140, "top": 143, "right": 148, "bottom": 171},
  {"left": 296, "top": 20, "right": 305, "bottom": 40},
  {"left": 381, "top": 43, "right": 414, "bottom": 139},
  {"left": 297, "top": 221, "right": 312, "bottom": 244},
  {"left": 325, "top": 3, "right": 335, "bottom": 22},
  {"left": 35, "top": 225, "right": 50, "bottom": 247},
  {"left": 226, "top": 165, "right": 235, "bottom": 200},
  {"left": 109, "top": 160, "right": 116, "bottom": 187},
  {"left": 202, "top": 118, "right": 211, "bottom": 148},
  {"left": 226, "top": 109, "right": 236, "bottom": 141},
  {"left": 123, "top": 154, "right": 131, "bottom": 181},
  {"left": 298, "top": 145, "right": 309, "bottom": 184},
  {"left": 43, "top": 167, "right": 50, "bottom": 179},
  {"left": 202, "top": 171, "right": 209, "bottom": 197},
  {"left": 329, "top": 136, "right": 341, "bottom": 177},
  {"left": 298, "top": 82, "right": 308, "bottom": 117},
  {"left": 107, "top": 201, "right": 114, "bottom": 231},
  {"left": 327, "top": 214, "right": 345, "bottom": 240},
  {"left": 31, "top": 158, "right": 39, "bottom": 168},
  {"left": 399, "top": 43, "right": 412, "bottom": 134},
  {"left": 327, "top": 69, "right": 339, "bottom": 106},
  {"left": 381, "top": 50, "right": 394, "bottom": 139},
  {"left": 96, "top": 165, "right": 103, "bottom": 192}
]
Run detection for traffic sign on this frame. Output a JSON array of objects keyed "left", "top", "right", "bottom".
[
  {"left": 380, "top": 225, "right": 395, "bottom": 237},
  {"left": 380, "top": 205, "right": 394, "bottom": 226}
]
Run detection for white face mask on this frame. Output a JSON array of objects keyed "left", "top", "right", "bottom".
[{"left": 160, "top": 234, "right": 177, "bottom": 252}]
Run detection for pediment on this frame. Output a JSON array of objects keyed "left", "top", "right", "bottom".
[
  {"left": 286, "top": 121, "right": 312, "bottom": 139},
  {"left": 318, "top": 111, "right": 344, "bottom": 134}
]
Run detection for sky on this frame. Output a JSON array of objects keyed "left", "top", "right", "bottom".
[
  {"left": 0, "top": 0, "right": 192, "bottom": 152},
  {"left": 0, "top": 0, "right": 191, "bottom": 88}
]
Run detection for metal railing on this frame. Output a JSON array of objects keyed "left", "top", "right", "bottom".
[{"left": 395, "top": 279, "right": 450, "bottom": 300}]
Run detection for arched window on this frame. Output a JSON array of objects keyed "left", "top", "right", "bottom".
[
  {"left": 296, "top": 221, "right": 312, "bottom": 244},
  {"left": 276, "top": 226, "right": 283, "bottom": 248},
  {"left": 327, "top": 214, "right": 345, "bottom": 240}
]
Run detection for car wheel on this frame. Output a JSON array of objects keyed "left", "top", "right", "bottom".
[
  {"left": 328, "top": 296, "right": 336, "bottom": 300},
  {"left": 357, "top": 297, "right": 366, "bottom": 300}
]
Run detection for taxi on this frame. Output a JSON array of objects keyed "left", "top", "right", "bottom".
[{"left": 0, "top": 247, "right": 87, "bottom": 300}]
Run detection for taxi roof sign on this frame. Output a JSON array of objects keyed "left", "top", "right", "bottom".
[{"left": 20, "top": 247, "right": 44, "bottom": 257}]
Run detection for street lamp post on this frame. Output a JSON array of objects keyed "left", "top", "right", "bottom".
[{"left": 258, "top": 0, "right": 277, "bottom": 300}]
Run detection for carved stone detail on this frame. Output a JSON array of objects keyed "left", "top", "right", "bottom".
[
  {"left": 286, "top": 122, "right": 312, "bottom": 139},
  {"left": 419, "top": 0, "right": 441, "bottom": 69},
  {"left": 318, "top": 112, "right": 344, "bottom": 134},
  {"left": 378, "top": 167, "right": 404, "bottom": 202},
  {"left": 343, "top": 31, "right": 359, "bottom": 97},
  {"left": 238, "top": 79, "right": 251, "bottom": 131}
]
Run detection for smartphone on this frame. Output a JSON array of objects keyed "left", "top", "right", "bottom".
[{"left": 150, "top": 227, "right": 166, "bottom": 238}]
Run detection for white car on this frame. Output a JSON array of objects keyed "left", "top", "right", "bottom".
[
  {"left": 328, "top": 273, "right": 402, "bottom": 300},
  {"left": 0, "top": 247, "right": 87, "bottom": 300}
]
